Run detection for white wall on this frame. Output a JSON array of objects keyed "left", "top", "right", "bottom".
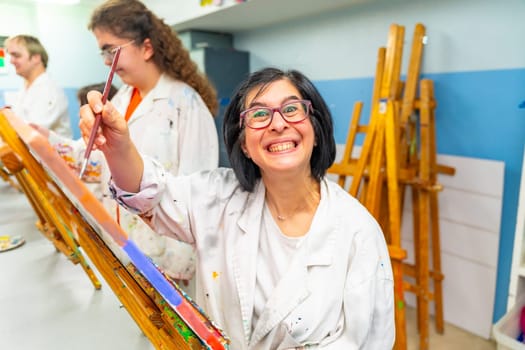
[
  {"left": 33, "top": 3, "right": 108, "bottom": 87},
  {"left": 402, "top": 155, "right": 504, "bottom": 338},
  {"left": 0, "top": 3, "right": 37, "bottom": 33},
  {"left": 142, "top": 0, "right": 524, "bottom": 78},
  {"left": 0, "top": 3, "right": 37, "bottom": 88},
  {"left": 233, "top": 0, "right": 524, "bottom": 79},
  {"left": 146, "top": 0, "right": 239, "bottom": 26}
]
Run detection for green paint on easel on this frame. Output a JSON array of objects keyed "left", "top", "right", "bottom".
[
  {"left": 161, "top": 304, "right": 200, "bottom": 343},
  {"left": 397, "top": 300, "right": 405, "bottom": 309}
]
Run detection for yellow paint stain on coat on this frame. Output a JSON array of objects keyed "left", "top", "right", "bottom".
[{"left": 212, "top": 271, "right": 220, "bottom": 280}]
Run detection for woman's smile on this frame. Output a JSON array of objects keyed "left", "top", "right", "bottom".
[{"left": 267, "top": 140, "right": 297, "bottom": 153}]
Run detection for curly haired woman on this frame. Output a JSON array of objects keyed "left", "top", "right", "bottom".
[{"left": 50, "top": 0, "right": 219, "bottom": 295}]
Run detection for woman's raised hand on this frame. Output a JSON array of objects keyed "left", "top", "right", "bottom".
[
  {"left": 79, "top": 90, "right": 143, "bottom": 193},
  {"left": 79, "top": 90, "right": 130, "bottom": 155}
]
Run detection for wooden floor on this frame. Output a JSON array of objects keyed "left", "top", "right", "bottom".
[
  {"left": 406, "top": 306, "right": 496, "bottom": 350},
  {"left": 0, "top": 182, "right": 498, "bottom": 349}
]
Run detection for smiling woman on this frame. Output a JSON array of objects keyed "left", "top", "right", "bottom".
[{"left": 78, "top": 66, "right": 395, "bottom": 350}]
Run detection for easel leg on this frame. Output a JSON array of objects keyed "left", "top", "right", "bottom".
[
  {"left": 427, "top": 78, "right": 445, "bottom": 334},
  {"left": 430, "top": 191, "right": 444, "bottom": 334},
  {"left": 393, "top": 257, "right": 407, "bottom": 350},
  {"left": 411, "top": 187, "right": 422, "bottom": 332},
  {"left": 417, "top": 189, "right": 430, "bottom": 350}
]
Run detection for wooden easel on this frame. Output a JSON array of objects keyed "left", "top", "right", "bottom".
[
  {"left": 0, "top": 145, "right": 22, "bottom": 191},
  {"left": 401, "top": 79, "right": 454, "bottom": 345},
  {"left": 328, "top": 23, "right": 453, "bottom": 350},
  {"left": 0, "top": 109, "right": 229, "bottom": 350},
  {"left": 329, "top": 23, "right": 409, "bottom": 350},
  {"left": 0, "top": 138, "right": 101, "bottom": 288}
]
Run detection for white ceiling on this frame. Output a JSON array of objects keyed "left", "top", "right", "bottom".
[
  {"left": 156, "top": 0, "right": 374, "bottom": 32},
  {"left": 0, "top": 0, "right": 378, "bottom": 32}
]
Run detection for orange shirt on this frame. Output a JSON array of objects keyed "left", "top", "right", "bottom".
[
  {"left": 117, "top": 87, "right": 143, "bottom": 225},
  {"left": 124, "top": 88, "right": 142, "bottom": 122}
]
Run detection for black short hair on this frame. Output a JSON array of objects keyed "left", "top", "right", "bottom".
[
  {"left": 77, "top": 83, "right": 118, "bottom": 106},
  {"left": 223, "top": 67, "right": 336, "bottom": 192}
]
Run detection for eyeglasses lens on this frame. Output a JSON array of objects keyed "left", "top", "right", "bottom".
[
  {"left": 100, "top": 48, "right": 116, "bottom": 61},
  {"left": 245, "top": 101, "right": 309, "bottom": 129},
  {"left": 99, "top": 40, "right": 134, "bottom": 61}
]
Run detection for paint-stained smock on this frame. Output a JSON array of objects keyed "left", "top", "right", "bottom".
[
  {"left": 48, "top": 74, "right": 219, "bottom": 283},
  {"left": 12, "top": 72, "right": 72, "bottom": 138},
  {"left": 112, "top": 159, "right": 395, "bottom": 350}
]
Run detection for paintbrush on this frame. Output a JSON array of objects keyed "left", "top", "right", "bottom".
[{"left": 79, "top": 46, "right": 121, "bottom": 179}]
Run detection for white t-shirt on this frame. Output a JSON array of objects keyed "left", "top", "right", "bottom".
[{"left": 252, "top": 204, "right": 306, "bottom": 330}]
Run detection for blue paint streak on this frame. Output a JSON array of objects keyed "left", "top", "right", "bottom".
[
  {"left": 123, "top": 239, "right": 182, "bottom": 307},
  {"left": 314, "top": 67, "right": 525, "bottom": 323}
]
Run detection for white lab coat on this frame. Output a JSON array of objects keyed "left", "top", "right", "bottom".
[
  {"left": 48, "top": 74, "right": 219, "bottom": 282},
  {"left": 114, "top": 160, "right": 395, "bottom": 350},
  {"left": 12, "top": 72, "right": 72, "bottom": 138}
]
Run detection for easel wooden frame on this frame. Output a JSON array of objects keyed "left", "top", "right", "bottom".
[
  {"left": 0, "top": 108, "right": 230, "bottom": 350},
  {"left": 327, "top": 23, "right": 454, "bottom": 350},
  {"left": 339, "top": 23, "right": 409, "bottom": 350},
  {"left": 0, "top": 146, "right": 22, "bottom": 191},
  {"left": 0, "top": 137, "right": 102, "bottom": 289},
  {"left": 401, "top": 79, "right": 450, "bottom": 344}
]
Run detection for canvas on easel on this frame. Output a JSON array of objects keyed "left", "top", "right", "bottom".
[{"left": 0, "top": 108, "right": 230, "bottom": 350}]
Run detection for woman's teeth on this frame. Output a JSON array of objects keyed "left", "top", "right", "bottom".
[{"left": 268, "top": 142, "right": 295, "bottom": 152}]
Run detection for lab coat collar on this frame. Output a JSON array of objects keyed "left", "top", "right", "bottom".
[
  {"left": 249, "top": 247, "right": 311, "bottom": 347},
  {"left": 234, "top": 180, "right": 266, "bottom": 344},
  {"left": 303, "top": 180, "right": 337, "bottom": 267},
  {"left": 27, "top": 71, "right": 49, "bottom": 90},
  {"left": 235, "top": 179, "right": 338, "bottom": 346},
  {"left": 125, "top": 74, "right": 173, "bottom": 125}
]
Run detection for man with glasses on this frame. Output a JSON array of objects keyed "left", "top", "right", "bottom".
[{"left": 5, "top": 35, "right": 72, "bottom": 138}]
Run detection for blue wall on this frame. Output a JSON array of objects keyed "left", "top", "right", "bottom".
[
  {"left": 65, "top": 88, "right": 81, "bottom": 139},
  {"left": 314, "top": 67, "right": 525, "bottom": 322}
]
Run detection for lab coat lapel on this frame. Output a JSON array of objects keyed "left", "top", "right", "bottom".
[
  {"left": 127, "top": 94, "right": 152, "bottom": 125},
  {"left": 127, "top": 74, "right": 171, "bottom": 126},
  {"left": 250, "top": 180, "right": 336, "bottom": 346},
  {"left": 232, "top": 181, "right": 267, "bottom": 345},
  {"left": 249, "top": 247, "right": 310, "bottom": 346}
]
